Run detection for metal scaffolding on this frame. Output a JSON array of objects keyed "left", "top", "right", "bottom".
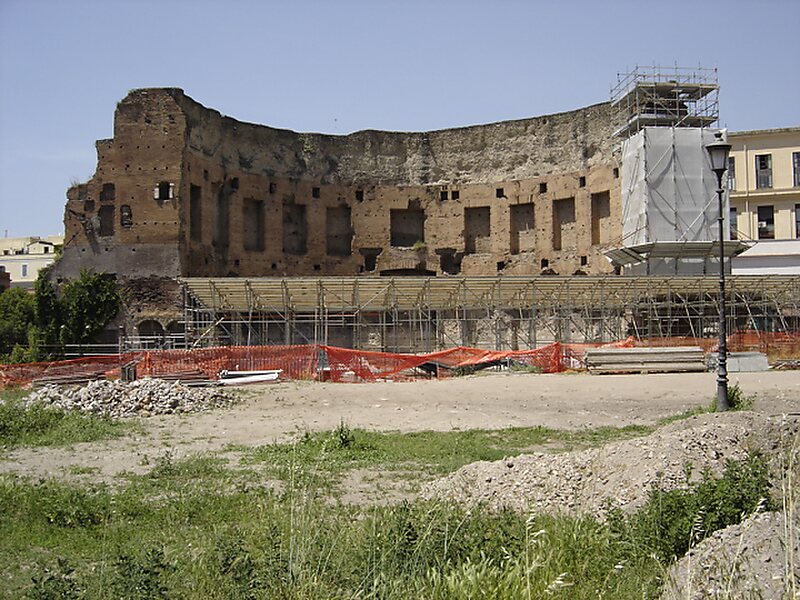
[
  {"left": 611, "top": 65, "right": 719, "bottom": 138},
  {"left": 181, "top": 275, "right": 800, "bottom": 353}
]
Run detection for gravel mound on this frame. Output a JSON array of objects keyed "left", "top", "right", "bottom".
[
  {"left": 661, "top": 510, "right": 800, "bottom": 600},
  {"left": 422, "top": 412, "right": 791, "bottom": 519},
  {"left": 22, "top": 378, "right": 237, "bottom": 418}
]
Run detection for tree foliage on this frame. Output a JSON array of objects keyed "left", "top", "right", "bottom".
[
  {"left": 0, "top": 288, "right": 35, "bottom": 357},
  {"left": 0, "top": 270, "right": 120, "bottom": 363}
]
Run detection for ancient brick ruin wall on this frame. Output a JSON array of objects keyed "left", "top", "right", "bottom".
[{"left": 55, "top": 88, "right": 622, "bottom": 281}]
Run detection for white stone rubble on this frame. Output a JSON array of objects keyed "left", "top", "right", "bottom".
[{"left": 21, "top": 378, "right": 236, "bottom": 418}]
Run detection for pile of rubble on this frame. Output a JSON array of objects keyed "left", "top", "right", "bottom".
[
  {"left": 660, "top": 510, "right": 799, "bottom": 600},
  {"left": 22, "top": 378, "right": 237, "bottom": 418},
  {"left": 422, "top": 412, "right": 796, "bottom": 519}
]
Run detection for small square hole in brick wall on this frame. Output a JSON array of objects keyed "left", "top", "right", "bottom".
[
  {"left": 313, "top": 264, "right": 321, "bottom": 271},
  {"left": 83, "top": 200, "right": 95, "bottom": 212},
  {"left": 312, "top": 187, "right": 320, "bottom": 198},
  {"left": 451, "top": 190, "right": 460, "bottom": 200},
  {"left": 203, "top": 169, "right": 209, "bottom": 181},
  {"left": 613, "top": 168, "right": 619, "bottom": 178},
  {"left": 440, "top": 191, "right": 448, "bottom": 201},
  {"left": 231, "top": 177, "right": 240, "bottom": 190},
  {"left": 234, "top": 259, "right": 240, "bottom": 267},
  {"left": 541, "top": 258, "right": 549, "bottom": 268},
  {"left": 579, "top": 176, "right": 586, "bottom": 188},
  {"left": 269, "top": 182, "right": 277, "bottom": 194},
  {"left": 580, "top": 255, "right": 588, "bottom": 266},
  {"left": 496, "top": 261, "right": 507, "bottom": 271},
  {"left": 539, "top": 182, "right": 547, "bottom": 193},
  {"left": 496, "top": 188, "right": 505, "bottom": 198},
  {"left": 271, "top": 263, "right": 277, "bottom": 270},
  {"left": 356, "top": 190, "right": 364, "bottom": 202}
]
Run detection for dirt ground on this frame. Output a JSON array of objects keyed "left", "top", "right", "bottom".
[{"left": 2, "top": 370, "right": 799, "bottom": 481}]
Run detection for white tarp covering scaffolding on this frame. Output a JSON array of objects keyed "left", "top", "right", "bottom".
[{"left": 621, "top": 127, "right": 725, "bottom": 247}]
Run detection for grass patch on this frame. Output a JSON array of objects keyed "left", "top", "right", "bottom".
[
  {"left": 0, "top": 389, "right": 135, "bottom": 451},
  {"left": 237, "top": 421, "right": 655, "bottom": 486},
  {"left": 0, "top": 452, "right": 773, "bottom": 599}
]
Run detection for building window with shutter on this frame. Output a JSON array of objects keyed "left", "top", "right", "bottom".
[
  {"left": 755, "top": 154, "right": 772, "bottom": 189},
  {"left": 793, "top": 152, "right": 800, "bottom": 187},
  {"left": 727, "top": 157, "right": 736, "bottom": 190}
]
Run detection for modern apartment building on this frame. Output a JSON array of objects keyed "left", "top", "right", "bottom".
[{"left": 729, "top": 127, "right": 800, "bottom": 274}]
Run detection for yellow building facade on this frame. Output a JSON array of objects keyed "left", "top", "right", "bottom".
[
  {"left": 729, "top": 127, "right": 800, "bottom": 274},
  {"left": 729, "top": 127, "right": 800, "bottom": 239}
]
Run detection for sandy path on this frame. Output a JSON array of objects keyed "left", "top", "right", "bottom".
[{"left": 2, "top": 370, "right": 799, "bottom": 481}]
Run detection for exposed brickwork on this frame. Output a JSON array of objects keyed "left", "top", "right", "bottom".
[{"left": 54, "top": 88, "right": 622, "bottom": 280}]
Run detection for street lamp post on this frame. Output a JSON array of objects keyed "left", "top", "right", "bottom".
[{"left": 706, "top": 132, "right": 732, "bottom": 412}]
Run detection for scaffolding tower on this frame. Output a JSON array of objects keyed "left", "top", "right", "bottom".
[{"left": 611, "top": 65, "right": 719, "bottom": 138}]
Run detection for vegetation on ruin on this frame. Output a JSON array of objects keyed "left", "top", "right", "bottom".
[{"left": 0, "top": 269, "right": 120, "bottom": 363}]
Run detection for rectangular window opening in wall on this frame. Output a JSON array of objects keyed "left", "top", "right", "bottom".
[
  {"left": 440, "top": 190, "right": 448, "bottom": 201},
  {"left": 496, "top": 188, "right": 505, "bottom": 198},
  {"left": 464, "top": 206, "right": 491, "bottom": 254},
  {"left": 755, "top": 154, "right": 772, "bottom": 189},
  {"left": 355, "top": 190, "right": 364, "bottom": 202},
  {"left": 98, "top": 205, "right": 115, "bottom": 237},
  {"left": 580, "top": 255, "right": 588, "bottom": 266},
  {"left": 552, "top": 197, "right": 575, "bottom": 251},
  {"left": 155, "top": 181, "right": 173, "bottom": 201},
  {"left": 312, "top": 187, "right": 320, "bottom": 199},
  {"left": 283, "top": 203, "right": 308, "bottom": 255},
  {"left": 728, "top": 157, "right": 736, "bottom": 190},
  {"left": 612, "top": 168, "right": 619, "bottom": 179},
  {"left": 451, "top": 190, "right": 460, "bottom": 200},
  {"left": 326, "top": 206, "right": 353, "bottom": 256},
  {"left": 120, "top": 205, "right": 133, "bottom": 229},
  {"left": 21, "top": 264, "right": 27, "bottom": 278},
  {"left": 757, "top": 205, "right": 775, "bottom": 240},
  {"left": 243, "top": 199, "right": 265, "bottom": 252},
  {"left": 390, "top": 208, "right": 425, "bottom": 247},
  {"left": 269, "top": 182, "right": 277, "bottom": 194},
  {"left": 509, "top": 203, "right": 534, "bottom": 255},
  {"left": 540, "top": 258, "right": 549, "bottom": 269},
  {"left": 539, "top": 182, "right": 547, "bottom": 193},
  {"left": 190, "top": 185, "right": 202, "bottom": 241},
  {"left": 795, "top": 204, "right": 800, "bottom": 239},
  {"left": 794, "top": 152, "right": 800, "bottom": 187},
  {"left": 578, "top": 176, "right": 586, "bottom": 188},
  {"left": 100, "top": 183, "right": 115, "bottom": 202},
  {"left": 730, "top": 207, "right": 738, "bottom": 240},
  {"left": 230, "top": 177, "right": 239, "bottom": 190},
  {"left": 590, "top": 191, "right": 610, "bottom": 245}
]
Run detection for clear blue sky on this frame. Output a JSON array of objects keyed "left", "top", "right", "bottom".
[{"left": 1, "top": 0, "right": 798, "bottom": 237}]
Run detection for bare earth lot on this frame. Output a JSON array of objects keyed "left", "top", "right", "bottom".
[{"left": 2, "top": 370, "right": 799, "bottom": 481}]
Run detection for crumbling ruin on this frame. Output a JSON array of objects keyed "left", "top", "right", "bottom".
[{"left": 54, "top": 88, "right": 621, "bottom": 281}]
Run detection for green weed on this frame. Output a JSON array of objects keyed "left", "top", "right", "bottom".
[{"left": 0, "top": 391, "right": 133, "bottom": 450}]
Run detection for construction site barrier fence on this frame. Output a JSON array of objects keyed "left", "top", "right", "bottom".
[{"left": 2, "top": 332, "right": 799, "bottom": 389}]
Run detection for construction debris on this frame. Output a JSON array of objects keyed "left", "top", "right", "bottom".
[{"left": 22, "top": 378, "right": 237, "bottom": 418}]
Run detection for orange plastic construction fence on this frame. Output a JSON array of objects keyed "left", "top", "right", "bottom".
[{"left": 1, "top": 331, "right": 798, "bottom": 388}]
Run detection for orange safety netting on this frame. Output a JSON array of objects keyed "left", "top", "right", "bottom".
[
  {"left": 137, "top": 344, "right": 319, "bottom": 380},
  {"left": 2, "top": 331, "right": 799, "bottom": 388},
  {"left": 320, "top": 339, "right": 636, "bottom": 382}
]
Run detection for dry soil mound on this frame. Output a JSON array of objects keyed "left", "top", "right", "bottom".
[
  {"left": 422, "top": 412, "right": 796, "bottom": 519},
  {"left": 661, "top": 510, "right": 800, "bottom": 600}
]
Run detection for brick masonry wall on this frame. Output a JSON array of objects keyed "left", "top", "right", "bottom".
[{"left": 54, "top": 88, "right": 622, "bottom": 280}]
